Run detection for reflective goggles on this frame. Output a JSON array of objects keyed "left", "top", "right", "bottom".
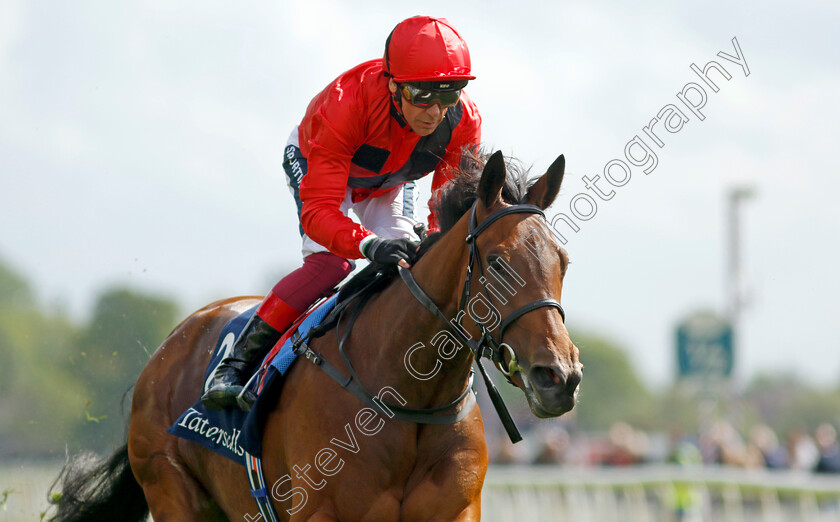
[{"left": 400, "top": 83, "right": 461, "bottom": 108}]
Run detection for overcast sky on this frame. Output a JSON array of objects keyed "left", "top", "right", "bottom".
[{"left": 2, "top": 0, "right": 838, "bottom": 387}]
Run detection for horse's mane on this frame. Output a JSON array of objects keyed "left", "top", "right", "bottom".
[
  {"left": 329, "top": 150, "right": 533, "bottom": 316},
  {"left": 432, "top": 148, "right": 533, "bottom": 234}
]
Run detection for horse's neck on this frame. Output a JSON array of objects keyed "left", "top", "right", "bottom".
[
  {"left": 354, "top": 222, "right": 474, "bottom": 409},
  {"left": 410, "top": 224, "right": 471, "bottom": 320}
]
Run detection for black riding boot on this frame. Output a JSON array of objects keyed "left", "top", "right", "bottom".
[{"left": 201, "top": 314, "right": 282, "bottom": 411}]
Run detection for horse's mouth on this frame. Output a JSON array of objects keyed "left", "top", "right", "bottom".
[{"left": 526, "top": 389, "right": 579, "bottom": 418}]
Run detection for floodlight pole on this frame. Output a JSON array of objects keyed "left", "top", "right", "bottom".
[{"left": 726, "top": 186, "right": 755, "bottom": 377}]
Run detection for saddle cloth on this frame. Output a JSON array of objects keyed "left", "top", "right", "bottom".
[{"left": 167, "top": 294, "right": 338, "bottom": 463}]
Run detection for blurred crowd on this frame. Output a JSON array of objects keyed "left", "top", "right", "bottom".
[{"left": 487, "top": 420, "right": 840, "bottom": 473}]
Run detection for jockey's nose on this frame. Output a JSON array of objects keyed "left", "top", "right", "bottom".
[{"left": 425, "top": 103, "right": 443, "bottom": 118}]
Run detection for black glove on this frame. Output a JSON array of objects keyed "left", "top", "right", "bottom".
[{"left": 362, "top": 237, "right": 419, "bottom": 266}]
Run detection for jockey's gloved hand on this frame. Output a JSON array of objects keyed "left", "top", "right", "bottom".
[{"left": 360, "top": 236, "right": 419, "bottom": 267}]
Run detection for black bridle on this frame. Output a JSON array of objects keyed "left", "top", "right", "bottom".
[
  {"left": 398, "top": 201, "right": 565, "bottom": 441},
  {"left": 291, "top": 201, "right": 565, "bottom": 442},
  {"left": 401, "top": 201, "right": 565, "bottom": 374}
]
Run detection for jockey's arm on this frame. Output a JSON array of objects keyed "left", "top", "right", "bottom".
[{"left": 298, "top": 143, "right": 373, "bottom": 260}]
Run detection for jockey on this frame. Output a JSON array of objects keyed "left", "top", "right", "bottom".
[{"left": 201, "top": 16, "right": 482, "bottom": 411}]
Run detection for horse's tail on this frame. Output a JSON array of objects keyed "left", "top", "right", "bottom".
[{"left": 47, "top": 443, "right": 149, "bottom": 522}]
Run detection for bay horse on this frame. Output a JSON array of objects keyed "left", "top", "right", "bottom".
[{"left": 50, "top": 150, "right": 582, "bottom": 521}]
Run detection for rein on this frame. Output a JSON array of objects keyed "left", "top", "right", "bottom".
[{"left": 292, "top": 201, "right": 564, "bottom": 442}]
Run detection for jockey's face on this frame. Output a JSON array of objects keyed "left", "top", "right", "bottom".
[{"left": 389, "top": 79, "right": 447, "bottom": 136}]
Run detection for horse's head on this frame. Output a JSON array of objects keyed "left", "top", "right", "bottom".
[{"left": 468, "top": 151, "right": 581, "bottom": 418}]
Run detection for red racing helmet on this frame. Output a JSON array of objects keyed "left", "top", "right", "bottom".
[{"left": 384, "top": 16, "right": 476, "bottom": 86}]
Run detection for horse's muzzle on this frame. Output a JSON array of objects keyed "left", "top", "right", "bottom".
[{"left": 527, "top": 364, "right": 582, "bottom": 418}]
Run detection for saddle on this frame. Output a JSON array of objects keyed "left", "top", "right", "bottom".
[{"left": 166, "top": 263, "right": 393, "bottom": 463}]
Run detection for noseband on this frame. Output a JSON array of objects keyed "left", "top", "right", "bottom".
[{"left": 400, "top": 200, "right": 566, "bottom": 379}]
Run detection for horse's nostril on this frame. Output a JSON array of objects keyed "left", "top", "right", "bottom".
[{"left": 531, "top": 366, "right": 565, "bottom": 390}]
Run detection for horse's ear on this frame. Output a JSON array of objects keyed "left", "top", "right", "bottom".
[
  {"left": 526, "top": 154, "right": 565, "bottom": 210},
  {"left": 478, "top": 150, "right": 506, "bottom": 208}
]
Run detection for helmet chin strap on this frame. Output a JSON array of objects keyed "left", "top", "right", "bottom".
[{"left": 389, "top": 88, "right": 408, "bottom": 128}]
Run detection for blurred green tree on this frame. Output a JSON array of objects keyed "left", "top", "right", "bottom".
[
  {"left": 69, "top": 287, "right": 178, "bottom": 452},
  {"left": 570, "top": 330, "right": 654, "bottom": 430},
  {"left": 0, "top": 258, "right": 82, "bottom": 457},
  {"left": 0, "top": 253, "right": 180, "bottom": 456}
]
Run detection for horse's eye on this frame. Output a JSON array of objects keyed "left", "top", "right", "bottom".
[{"left": 487, "top": 255, "right": 504, "bottom": 271}]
